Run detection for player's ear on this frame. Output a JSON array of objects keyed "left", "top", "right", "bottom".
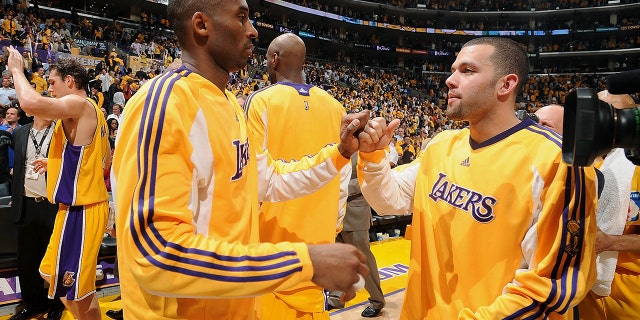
[
  {"left": 271, "top": 52, "right": 279, "bottom": 70},
  {"left": 192, "top": 12, "right": 209, "bottom": 37},
  {"left": 497, "top": 74, "right": 518, "bottom": 97}
]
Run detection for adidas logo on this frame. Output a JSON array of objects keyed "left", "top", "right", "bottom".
[
  {"left": 299, "top": 88, "right": 308, "bottom": 94},
  {"left": 460, "top": 157, "right": 470, "bottom": 167}
]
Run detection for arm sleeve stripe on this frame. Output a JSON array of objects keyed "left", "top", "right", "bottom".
[
  {"left": 507, "top": 166, "right": 587, "bottom": 319},
  {"left": 128, "top": 68, "right": 304, "bottom": 280},
  {"left": 144, "top": 256, "right": 302, "bottom": 283}
]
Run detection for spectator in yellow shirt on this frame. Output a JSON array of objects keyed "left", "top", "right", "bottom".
[
  {"left": 31, "top": 68, "right": 48, "bottom": 95},
  {"left": 2, "top": 14, "right": 16, "bottom": 37}
]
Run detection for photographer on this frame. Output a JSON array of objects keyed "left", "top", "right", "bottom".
[
  {"left": 534, "top": 92, "right": 640, "bottom": 320},
  {"left": 578, "top": 90, "right": 640, "bottom": 320}
]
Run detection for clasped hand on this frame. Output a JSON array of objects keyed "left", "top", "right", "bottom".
[
  {"left": 338, "top": 111, "right": 401, "bottom": 156},
  {"left": 357, "top": 117, "right": 401, "bottom": 153}
]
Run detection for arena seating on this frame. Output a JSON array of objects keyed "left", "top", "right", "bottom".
[{"left": 370, "top": 212, "right": 413, "bottom": 242}]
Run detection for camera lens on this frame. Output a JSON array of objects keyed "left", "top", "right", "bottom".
[{"left": 563, "top": 88, "right": 640, "bottom": 166}]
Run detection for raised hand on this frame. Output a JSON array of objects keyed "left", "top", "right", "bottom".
[
  {"left": 308, "top": 243, "right": 369, "bottom": 302},
  {"left": 6, "top": 46, "right": 24, "bottom": 74},
  {"left": 358, "top": 117, "right": 401, "bottom": 153}
]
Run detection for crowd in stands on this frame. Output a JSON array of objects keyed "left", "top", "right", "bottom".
[
  {"left": 0, "top": 0, "right": 635, "bottom": 76},
  {"left": 279, "top": 0, "right": 639, "bottom": 29},
  {"left": 226, "top": 51, "right": 639, "bottom": 165},
  {"left": 326, "top": 0, "right": 635, "bottom": 11},
  {"left": 0, "top": 0, "right": 636, "bottom": 168},
  {"left": 0, "top": 0, "right": 181, "bottom": 69},
  {"left": 254, "top": 6, "right": 640, "bottom": 55}
]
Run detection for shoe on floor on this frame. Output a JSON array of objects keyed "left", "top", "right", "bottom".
[
  {"left": 361, "top": 304, "right": 382, "bottom": 317},
  {"left": 46, "top": 307, "right": 64, "bottom": 320},
  {"left": 9, "top": 303, "right": 48, "bottom": 320},
  {"left": 106, "top": 308, "right": 124, "bottom": 320},
  {"left": 46, "top": 300, "right": 65, "bottom": 320}
]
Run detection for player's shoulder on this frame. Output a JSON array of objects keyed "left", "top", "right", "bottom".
[
  {"left": 432, "top": 128, "right": 465, "bottom": 142},
  {"left": 135, "top": 67, "right": 220, "bottom": 104},
  {"left": 245, "top": 83, "right": 278, "bottom": 102},
  {"left": 519, "top": 120, "right": 562, "bottom": 150}
]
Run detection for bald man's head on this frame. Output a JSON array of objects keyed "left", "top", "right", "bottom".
[
  {"left": 266, "top": 33, "right": 306, "bottom": 84},
  {"left": 535, "top": 104, "right": 565, "bottom": 134}
]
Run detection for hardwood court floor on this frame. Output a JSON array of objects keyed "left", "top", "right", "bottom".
[
  {"left": 330, "top": 237, "right": 409, "bottom": 320},
  {"left": 0, "top": 238, "right": 410, "bottom": 320}
]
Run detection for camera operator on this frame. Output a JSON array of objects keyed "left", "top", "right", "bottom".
[
  {"left": 536, "top": 92, "right": 640, "bottom": 320},
  {"left": 582, "top": 90, "right": 640, "bottom": 320}
]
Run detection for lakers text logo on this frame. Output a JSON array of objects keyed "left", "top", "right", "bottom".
[
  {"left": 428, "top": 172, "right": 497, "bottom": 223},
  {"left": 231, "top": 139, "right": 250, "bottom": 181}
]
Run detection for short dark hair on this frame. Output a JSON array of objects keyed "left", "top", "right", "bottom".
[
  {"left": 462, "top": 37, "right": 529, "bottom": 95},
  {"left": 6, "top": 105, "right": 20, "bottom": 117},
  {"left": 167, "top": 0, "right": 220, "bottom": 42},
  {"left": 50, "top": 59, "right": 90, "bottom": 91}
]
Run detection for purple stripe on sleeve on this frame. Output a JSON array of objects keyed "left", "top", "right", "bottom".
[{"left": 127, "top": 69, "right": 307, "bottom": 281}]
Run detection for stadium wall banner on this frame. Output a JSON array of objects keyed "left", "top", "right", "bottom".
[
  {"left": 254, "top": 21, "right": 274, "bottom": 30},
  {"left": 275, "top": 25, "right": 296, "bottom": 34},
  {"left": 56, "top": 52, "right": 103, "bottom": 68},
  {"left": 0, "top": 41, "right": 59, "bottom": 63},
  {"left": 128, "top": 55, "right": 164, "bottom": 73},
  {"left": 596, "top": 27, "right": 620, "bottom": 32},
  {"left": 621, "top": 25, "right": 640, "bottom": 30},
  {"left": 264, "top": 0, "right": 621, "bottom": 37},
  {"left": 298, "top": 31, "right": 316, "bottom": 39},
  {"left": 74, "top": 38, "right": 109, "bottom": 52},
  {"left": 0, "top": 256, "right": 119, "bottom": 306}
]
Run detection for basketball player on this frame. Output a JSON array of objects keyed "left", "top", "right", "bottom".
[
  {"left": 110, "top": 1, "right": 369, "bottom": 319},
  {"left": 356, "top": 37, "right": 598, "bottom": 319},
  {"left": 245, "top": 33, "right": 350, "bottom": 319},
  {"left": 7, "top": 51, "right": 111, "bottom": 320}
]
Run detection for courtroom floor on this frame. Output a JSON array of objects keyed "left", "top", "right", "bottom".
[{"left": 0, "top": 238, "right": 410, "bottom": 320}]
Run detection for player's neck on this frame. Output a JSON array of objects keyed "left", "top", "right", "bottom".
[
  {"left": 278, "top": 73, "right": 304, "bottom": 84},
  {"left": 182, "top": 54, "right": 230, "bottom": 92},
  {"left": 468, "top": 114, "right": 520, "bottom": 144}
]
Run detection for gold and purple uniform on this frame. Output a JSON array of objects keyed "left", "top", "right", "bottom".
[
  {"left": 246, "top": 82, "right": 348, "bottom": 319},
  {"left": 598, "top": 166, "right": 640, "bottom": 319},
  {"left": 359, "top": 118, "right": 598, "bottom": 319},
  {"left": 39, "top": 98, "right": 110, "bottom": 300},
  {"left": 112, "top": 67, "right": 350, "bottom": 320}
]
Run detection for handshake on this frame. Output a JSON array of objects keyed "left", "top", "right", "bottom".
[
  {"left": 338, "top": 110, "right": 401, "bottom": 159},
  {"left": 307, "top": 111, "right": 400, "bottom": 303}
]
